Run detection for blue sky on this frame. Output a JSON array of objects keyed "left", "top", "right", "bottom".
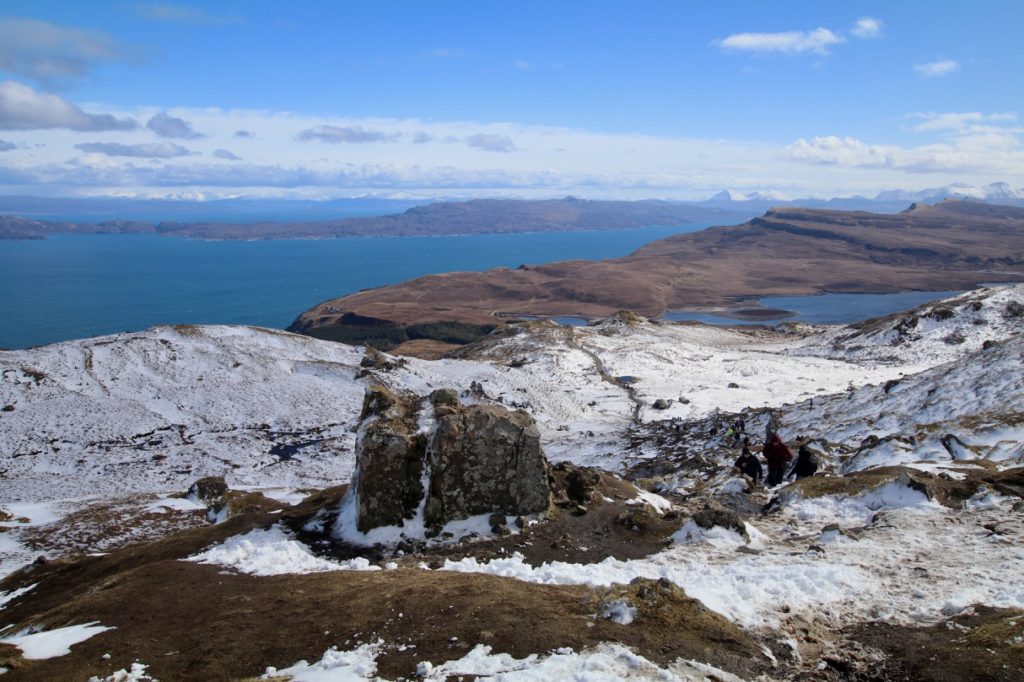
[{"left": 0, "top": 1, "right": 1021, "bottom": 200}]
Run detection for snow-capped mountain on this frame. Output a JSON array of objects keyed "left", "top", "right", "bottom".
[{"left": 875, "top": 181, "right": 1024, "bottom": 203}]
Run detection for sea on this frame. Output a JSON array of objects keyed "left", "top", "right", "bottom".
[
  {"left": 0, "top": 220, "right": 977, "bottom": 350},
  {"left": 0, "top": 223, "right": 712, "bottom": 349}
]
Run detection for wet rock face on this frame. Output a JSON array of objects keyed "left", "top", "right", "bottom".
[
  {"left": 352, "top": 385, "right": 551, "bottom": 533},
  {"left": 354, "top": 385, "right": 426, "bottom": 532}
]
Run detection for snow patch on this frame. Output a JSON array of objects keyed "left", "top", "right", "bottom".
[
  {"left": 185, "top": 524, "right": 379, "bottom": 576},
  {"left": 602, "top": 599, "right": 638, "bottom": 625},
  {"left": 88, "top": 663, "right": 156, "bottom": 682},
  {"left": 262, "top": 640, "right": 383, "bottom": 681},
  {"left": 0, "top": 622, "right": 114, "bottom": 660},
  {"left": 626, "top": 490, "right": 672, "bottom": 514}
]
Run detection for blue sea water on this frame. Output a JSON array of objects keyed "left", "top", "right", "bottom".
[{"left": 0, "top": 223, "right": 712, "bottom": 349}]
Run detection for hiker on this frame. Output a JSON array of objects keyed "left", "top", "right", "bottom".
[
  {"left": 762, "top": 432, "right": 793, "bottom": 486},
  {"left": 790, "top": 444, "right": 819, "bottom": 480},
  {"left": 730, "top": 417, "right": 746, "bottom": 445},
  {"left": 733, "top": 445, "right": 762, "bottom": 485}
]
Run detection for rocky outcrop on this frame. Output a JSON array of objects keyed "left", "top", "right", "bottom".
[
  {"left": 349, "top": 385, "right": 551, "bottom": 535},
  {"left": 352, "top": 385, "right": 427, "bottom": 532},
  {"left": 425, "top": 393, "right": 550, "bottom": 527}
]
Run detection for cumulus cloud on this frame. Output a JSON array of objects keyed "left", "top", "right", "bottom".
[
  {"left": 75, "top": 141, "right": 194, "bottom": 158},
  {"left": 234, "top": 129, "right": 254, "bottom": 138},
  {"left": 0, "top": 139, "right": 15, "bottom": 151},
  {"left": 851, "top": 17, "right": 883, "bottom": 39},
  {"left": 0, "top": 80, "right": 138, "bottom": 131},
  {"left": 0, "top": 18, "right": 123, "bottom": 84},
  {"left": 914, "top": 59, "right": 959, "bottom": 77},
  {"left": 787, "top": 128, "right": 1024, "bottom": 174},
  {"left": 718, "top": 28, "right": 843, "bottom": 55},
  {"left": 465, "top": 133, "right": 517, "bottom": 152},
  {"left": 213, "top": 148, "right": 241, "bottom": 161},
  {"left": 146, "top": 112, "right": 204, "bottom": 139},
  {"left": 296, "top": 125, "right": 398, "bottom": 144}
]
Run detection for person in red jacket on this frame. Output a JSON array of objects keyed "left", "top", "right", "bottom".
[{"left": 762, "top": 432, "right": 793, "bottom": 486}]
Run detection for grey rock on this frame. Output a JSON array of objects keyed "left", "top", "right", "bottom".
[
  {"left": 426, "top": 403, "right": 550, "bottom": 526},
  {"left": 350, "top": 385, "right": 551, "bottom": 534},
  {"left": 353, "top": 384, "right": 426, "bottom": 532},
  {"left": 188, "top": 476, "right": 228, "bottom": 503}
]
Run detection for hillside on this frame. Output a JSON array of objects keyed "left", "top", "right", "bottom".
[
  {"left": 1, "top": 286, "right": 1022, "bottom": 679},
  {"left": 290, "top": 200, "right": 1024, "bottom": 344}
]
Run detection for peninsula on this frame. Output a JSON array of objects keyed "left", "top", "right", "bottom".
[{"left": 289, "top": 200, "right": 1024, "bottom": 349}]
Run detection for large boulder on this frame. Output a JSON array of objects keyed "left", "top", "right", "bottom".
[
  {"left": 425, "top": 401, "right": 550, "bottom": 527},
  {"left": 352, "top": 385, "right": 427, "bottom": 532},
  {"left": 349, "top": 385, "right": 550, "bottom": 534}
]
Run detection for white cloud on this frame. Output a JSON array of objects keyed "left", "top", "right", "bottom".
[
  {"left": 147, "top": 112, "right": 204, "bottom": 139},
  {"left": 914, "top": 59, "right": 959, "bottom": 77},
  {"left": 718, "top": 28, "right": 843, "bottom": 55},
  {"left": 2, "top": 103, "right": 1021, "bottom": 200},
  {"left": 465, "top": 133, "right": 517, "bottom": 152},
  {"left": 514, "top": 59, "right": 537, "bottom": 70},
  {"left": 234, "top": 129, "right": 254, "bottom": 138},
  {"left": 907, "top": 111, "right": 1018, "bottom": 133},
  {"left": 851, "top": 17, "right": 883, "bottom": 39},
  {"left": 75, "top": 141, "right": 195, "bottom": 158},
  {"left": 0, "top": 18, "right": 124, "bottom": 84},
  {"left": 213, "top": 148, "right": 241, "bottom": 161},
  {"left": 0, "top": 80, "right": 138, "bottom": 131},
  {"left": 296, "top": 125, "right": 399, "bottom": 144},
  {"left": 787, "top": 118, "right": 1024, "bottom": 174},
  {"left": 0, "top": 138, "right": 15, "bottom": 152}
]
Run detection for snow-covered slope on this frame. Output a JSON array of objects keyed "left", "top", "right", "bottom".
[{"left": 3, "top": 286, "right": 1021, "bottom": 502}]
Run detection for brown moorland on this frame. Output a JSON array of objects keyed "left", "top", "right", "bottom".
[{"left": 289, "top": 200, "right": 1024, "bottom": 346}]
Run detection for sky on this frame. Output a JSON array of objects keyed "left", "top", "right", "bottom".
[{"left": 0, "top": 0, "right": 1022, "bottom": 201}]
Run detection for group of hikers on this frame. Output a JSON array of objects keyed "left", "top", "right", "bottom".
[{"left": 730, "top": 417, "right": 818, "bottom": 487}]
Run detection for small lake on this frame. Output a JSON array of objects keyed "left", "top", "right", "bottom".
[{"left": 664, "top": 289, "right": 968, "bottom": 326}]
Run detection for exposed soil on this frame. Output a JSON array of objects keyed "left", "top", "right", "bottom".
[
  {"left": 0, "top": 491, "right": 768, "bottom": 682},
  {"left": 842, "top": 607, "right": 1024, "bottom": 682}
]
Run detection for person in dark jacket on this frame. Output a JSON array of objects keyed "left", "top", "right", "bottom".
[
  {"left": 790, "top": 444, "right": 819, "bottom": 480},
  {"left": 733, "top": 446, "right": 763, "bottom": 484},
  {"left": 762, "top": 432, "right": 793, "bottom": 486}
]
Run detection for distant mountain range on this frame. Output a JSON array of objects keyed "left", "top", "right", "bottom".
[
  {"left": 0, "top": 182, "right": 1022, "bottom": 240},
  {"left": 0, "top": 198, "right": 754, "bottom": 240},
  {"left": 697, "top": 182, "right": 1024, "bottom": 213}
]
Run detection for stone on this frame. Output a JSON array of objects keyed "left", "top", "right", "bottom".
[
  {"left": 349, "top": 385, "right": 551, "bottom": 534},
  {"left": 690, "top": 504, "right": 749, "bottom": 541},
  {"left": 561, "top": 463, "right": 602, "bottom": 504},
  {"left": 188, "top": 476, "right": 228, "bottom": 503},
  {"left": 426, "top": 402, "right": 550, "bottom": 527},
  {"left": 652, "top": 398, "right": 673, "bottom": 410},
  {"left": 360, "top": 347, "right": 405, "bottom": 371},
  {"left": 353, "top": 385, "right": 427, "bottom": 532}
]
